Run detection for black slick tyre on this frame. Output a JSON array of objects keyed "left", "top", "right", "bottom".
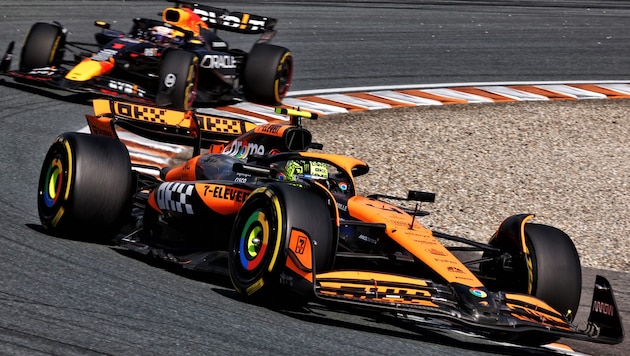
[
  {"left": 523, "top": 223, "right": 582, "bottom": 321},
  {"left": 243, "top": 44, "right": 293, "bottom": 105},
  {"left": 37, "top": 132, "right": 132, "bottom": 239},
  {"left": 20, "top": 22, "right": 65, "bottom": 71},
  {"left": 228, "top": 183, "right": 333, "bottom": 302},
  {"left": 157, "top": 50, "right": 198, "bottom": 111}
]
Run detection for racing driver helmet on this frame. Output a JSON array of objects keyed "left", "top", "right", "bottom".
[
  {"left": 149, "top": 25, "right": 184, "bottom": 44},
  {"left": 280, "top": 160, "right": 329, "bottom": 182}
]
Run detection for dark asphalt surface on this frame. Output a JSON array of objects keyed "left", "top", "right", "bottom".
[{"left": 0, "top": 1, "right": 628, "bottom": 355}]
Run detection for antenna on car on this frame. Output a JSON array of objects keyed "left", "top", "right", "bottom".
[{"left": 274, "top": 107, "right": 318, "bottom": 127}]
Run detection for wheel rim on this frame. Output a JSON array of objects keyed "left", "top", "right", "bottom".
[
  {"left": 238, "top": 209, "right": 270, "bottom": 271},
  {"left": 42, "top": 158, "right": 64, "bottom": 208},
  {"left": 38, "top": 138, "right": 73, "bottom": 228}
]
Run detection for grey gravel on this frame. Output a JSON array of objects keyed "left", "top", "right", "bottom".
[{"left": 302, "top": 99, "right": 630, "bottom": 272}]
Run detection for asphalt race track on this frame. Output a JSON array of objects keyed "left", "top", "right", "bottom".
[{"left": 0, "top": 1, "right": 628, "bottom": 355}]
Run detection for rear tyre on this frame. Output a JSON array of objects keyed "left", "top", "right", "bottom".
[
  {"left": 37, "top": 132, "right": 133, "bottom": 240},
  {"left": 20, "top": 22, "right": 65, "bottom": 71},
  {"left": 157, "top": 50, "right": 198, "bottom": 110},
  {"left": 228, "top": 183, "right": 333, "bottom": 302},
  {"left": 243, "top": 44, "right": 293, "bottom": 105}
]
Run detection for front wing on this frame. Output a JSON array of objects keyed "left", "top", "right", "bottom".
[
  {"left": 283, "top": 231, "right": 624, "bottom": 347},
  {"left": 314, "top": 271, "right": 622, "bottom": 344},
  {"left": 4, "top": 67, "right": 157, "bottom": 105}
]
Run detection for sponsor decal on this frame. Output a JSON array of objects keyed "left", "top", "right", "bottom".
[
  {"left": 434, "top": 258, "right": 457, "bottom": 264},
  {"left": 387, "top": 218, "right": 412, "bottom": 227},
  {"left": 275, "top": 172, "right": 287, "bottom": 181},
  {"left": 200, "top": 54, "right": 236, "bottom": 69},
  {"left": 198, "top": 115, "right": 243, "bottom": 134},
  {"left": 336, "top": 202, "right": 348, "bottom": 212},
  {"left": 109, "top": 101, "right": 167, "bottom": 123},
  {"left": 234, "top": 173, "right": 250, "bottom": 183},
  {"left": 144, "top": 47, "right": 159, "bottom": 56},
  {"left": 92, "top": 48, "right": 117, "bottom": 62},
  {"left": 294, "top": 234, "right": 307, "bottom": 254},
  {"left": 108, "top": 80, "right": 146, "bottom": 97},
  {"left": 357, "top": 234, "right": 378, "bottom": 245},
  {"left": 592, "top": 301, "right": 615, "bottom": 316},
  {"left": 156, "top": 182, "right": 194, "bottom": 214},
  {"left": 209, "top": 185, "right": 250, "bottom": 203},
  {"left": 193, "top": 8, "right": 267, "bottom": 31},
  {"left": 28, "top": 67, "right": 57, "bottom": 76},
  {"left": 223, "top": 140, "right": 265, "bottom": 159},
  {"left": 256, "top": 124, "right": 283, "bottom": 135},
  {"left": 469, "top": 288, "right": 488, "bottom": 298},
  {"left": 447, "top": 266, "right": 465, "bottom": 274},
  {"left": 426, "top": 248, "right": 448, "bottom": 256},
  {"left": 164, "top": 73, "right": 176, "bottom": 88}
]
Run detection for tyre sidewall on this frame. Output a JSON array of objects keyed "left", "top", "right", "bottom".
[
  {"left": 20, "top": 22, "right": 64, "bottom": 71},
  {"left": 525, "top": 223, "right": 582, "bottom": 321},
  {"left": 228, "top": 187, "right": 285, "bottom": 297},
  {"left": 158, "top": 50, "right": 198, "bottom": 110},
  {"left": 228, "top": 183, "right": 334, "bottom": 299},
  {"left": 243, "top": 44, "right": 293, "bottom": 105},
  {"left": 37, "top": 133, "right": 132, "bottom": 237}
]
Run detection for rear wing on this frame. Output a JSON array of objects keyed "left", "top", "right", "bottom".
[
  {"left": 167, "top": 0, "right": 277, "bottom": 34},
  {"left": 87, "top": 99, "right": 258, "bottom": 156}
]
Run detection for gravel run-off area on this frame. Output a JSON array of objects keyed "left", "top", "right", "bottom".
[{"left": 302, "top": 98, "right": 629, "bottom": 272}]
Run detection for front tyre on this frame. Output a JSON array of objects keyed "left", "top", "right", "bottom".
[
  {"left": 524, "top": 223, "right": 582, "bottom": 321},
  {"left": 243, "top": 44, "right": 293, "bottom": 105},
  {"left": 157, "top": 50, "right": 198, "bottom": 111},
  {"left": 20, "top": 22, "right": 65, "bottom": 71},
  {"left": 228, "top": 184, "right": 334, "bottom": 302},
  {"left": 37, "top": 132, "right": 132, "bottom": 239},
  {"left": 481, "top": 216, "right": 582, "bottom": 319}
]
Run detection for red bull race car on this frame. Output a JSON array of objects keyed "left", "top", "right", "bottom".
[
  {"left": 0, "top": 0, "right": 292, "bottom": 109},
  {"left": 37, "top": 99, "right": 623, "bottom": 350}
]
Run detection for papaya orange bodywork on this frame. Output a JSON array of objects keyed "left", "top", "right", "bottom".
[
  {"left": 195, "top": 183, "right": 250, "bottom": 215},
  {"left": 346, "top": 195, "right": 483, "bottom": 287}
]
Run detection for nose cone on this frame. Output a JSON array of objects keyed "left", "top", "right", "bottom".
[{"left": 65, "top": 58, "right": 114, "bottom": 81}]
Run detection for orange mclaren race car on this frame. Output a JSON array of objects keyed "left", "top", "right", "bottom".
[
  {"left": 37, "top": 99, "right": 623, "bottom": 350},
  {"left": 0, "top": 0, "right": 292, "bottom": 110}
]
